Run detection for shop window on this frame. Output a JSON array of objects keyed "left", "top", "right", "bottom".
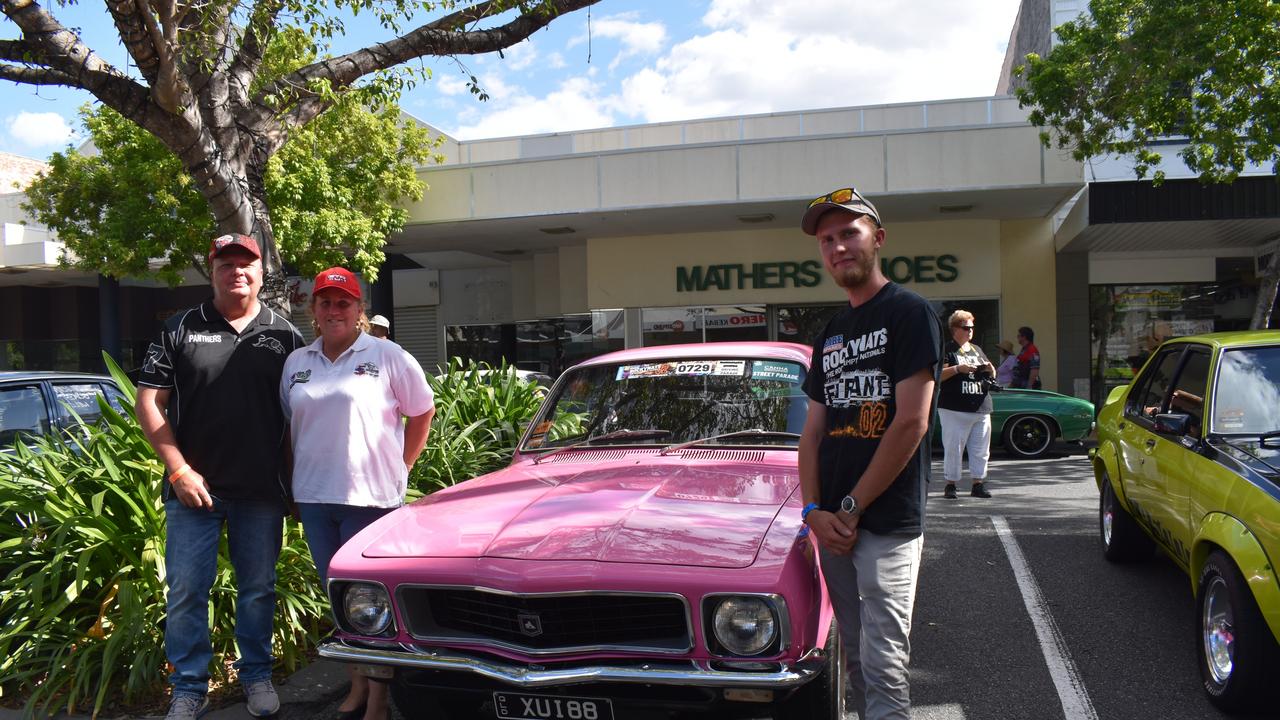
[
  {"left": 445, "top": 324, "right": 505, "bottom": 367},
  {"left": 777, "top": 305, "right": 843, "bottom": 346},
  {"left": 1089, "top": 274, "right": 1256, "bottom": 409},
  {"left": 641, "top": 306, "right": 766, "bottom": 347},
  {"left": 448, "top": 311, "right": 624, "bottom": 378}
]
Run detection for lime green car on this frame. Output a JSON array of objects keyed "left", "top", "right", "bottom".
[{"left": 1092, "top": 331, "right": 1280, "bottom": 712}]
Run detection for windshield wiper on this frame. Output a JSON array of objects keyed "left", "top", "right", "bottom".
[
  {"left": 531, "top": 428, "right": 672, "bottom": 465},
  {"left": 658, "top": 429, "right": 801, "bottom": 456}
]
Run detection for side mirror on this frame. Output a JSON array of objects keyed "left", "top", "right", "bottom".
[{"left": 1153, "top": 412, "right": 1191, "bottom": 436}]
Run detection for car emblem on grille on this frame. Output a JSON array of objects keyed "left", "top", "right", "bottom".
[{"left": 517, "top": 612, "right": 543, "bottom": 637}]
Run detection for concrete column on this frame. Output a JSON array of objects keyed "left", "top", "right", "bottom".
[{"left": 97, "top": 275, "right": 121, "bottom": 372}]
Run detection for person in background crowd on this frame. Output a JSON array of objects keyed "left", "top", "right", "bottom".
[
  {"left": 995, "top": 339, "right": 1017, "bottom": 387},
  {"left": 282, "top": 267, "right": 435, "bottom": 720},
  {"left": 938, "top": 310, "right": 996, "bottom": 499},
  {"left": 797, "top": 185, "right": 941, "bottom": 720},
  {"left": 368, "top": 314, "right": 391, "bottom": 339},
  {"left": 136, "top": 234, "right": 303, "bottom": 720},
  {"left": 1011, "top": 326, "right": 1041, "bottom": 390}
]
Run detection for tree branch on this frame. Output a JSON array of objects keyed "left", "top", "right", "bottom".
[
  {"left": 0, "top": 0, "right": 159, "bottom": 109},
  {"left": 260, "top": 0, "right": 600, "bottom": 132},
  {"left": 228, "top": 0, "right": 283, "bottom": 108},
  {"left": 0, "top": 61, "right": 74, "bottom": 86},
  {"left": 101, "top": 0, "right": 161, "bottom": 86}
]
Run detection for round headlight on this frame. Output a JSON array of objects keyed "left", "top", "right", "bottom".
[
  {"left": 712, "top": 596, "right": 777, "bottom": 656},
  {"left": 343, "top": 584, "right": 393, "bottom": 636}
]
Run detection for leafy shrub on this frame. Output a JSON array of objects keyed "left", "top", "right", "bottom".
[
  {"left": 0, "top": 355, "right": 328, "bottom": 718},
  {"left": 409, "top": 359, "right": 578, "bottom": 495}
]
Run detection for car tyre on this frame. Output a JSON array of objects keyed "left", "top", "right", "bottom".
[
  {"left": 1001, "top": 414, "right": 1055, "bottom": 459},
  {"left": 777, "top": 620, "right": 846, "bottom": 720},
  {"left": 1197, "top": 550, "right": 1279, "bottom": 712},
  {"left": 1098, "top": 475, "right": 1153, "bottom": 562}
]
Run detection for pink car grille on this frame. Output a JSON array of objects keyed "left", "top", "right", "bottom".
[{"left": 398, "top": 587, "right": 692, "bottom": 654}]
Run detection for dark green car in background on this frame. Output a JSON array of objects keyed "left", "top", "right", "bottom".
[
  {"left": 933, "top": 386, "right": 1096, "bottom": 459},
  {"left": 1092, "top": 331, "right": 1280, "bottom": 712}
]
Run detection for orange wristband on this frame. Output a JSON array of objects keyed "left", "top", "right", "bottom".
[{"left": 168, "top": 463, "right": 191, "bottom": 484}]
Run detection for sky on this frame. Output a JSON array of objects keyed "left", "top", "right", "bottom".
[{"left": 0, "top": 0, "right": 1023, "bottom": 157}]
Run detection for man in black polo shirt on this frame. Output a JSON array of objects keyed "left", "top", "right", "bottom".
[{"left": 137, "top": 234, "right": 303, "bottom": 720}]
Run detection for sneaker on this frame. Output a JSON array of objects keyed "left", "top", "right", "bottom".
[
  {"left": 943, "top": 484, "right": 957, "bottom": 499},
  {"left": 971, "top": 482, "right": 992, "bottom": 498},
  {"left": 243, "top": 678, "right": 280, "bottom": 717},
  {"left": 166, "top": 694, "right": 209, "bottom": 720}
]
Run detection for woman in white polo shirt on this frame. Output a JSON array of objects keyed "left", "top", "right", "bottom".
[{"left": 281, "top": 266, "right": 434, "bottom": 720}]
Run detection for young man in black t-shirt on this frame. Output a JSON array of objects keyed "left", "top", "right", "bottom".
[
  {"left": 798, "top": 186, "right": 941, "bottom": 720},
  {"left": 136, "top": 234, "right": 303, "bottom": 720}
]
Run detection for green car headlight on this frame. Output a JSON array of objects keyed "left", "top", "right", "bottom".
[
  {"left": 711, "top": 596, "right": 777, "bottom": 656},
  {"left": 342, "top": 583, "right": 394, "bottom": 636}
]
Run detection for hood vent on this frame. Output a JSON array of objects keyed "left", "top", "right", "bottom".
[
  {"left": 676, "top": 450, "right": 767, "bottom": 462},
  {"left": 543, "top": 449, "right": 661, "bottom": 464}
]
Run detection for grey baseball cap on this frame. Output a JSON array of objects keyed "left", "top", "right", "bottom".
[{"left": 800, "top": 186, "right": 882, "bottom": 235}]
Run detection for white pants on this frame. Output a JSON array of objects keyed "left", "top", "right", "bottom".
[
  {"left": 938, "top": 408, "right": 991, "bottom": 483},
  {"left": 819, "top": 532, "right": 925, "bottom": 720}
]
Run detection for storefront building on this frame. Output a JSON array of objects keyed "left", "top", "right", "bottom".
[{"left": 381, "top": 95, "right": 1081, "bottom": 391}]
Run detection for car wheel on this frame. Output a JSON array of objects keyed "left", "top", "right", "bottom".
[
  {"left": 777, "top": 620, "right": 846, "bottom": 720},
  {"left": 1098, "top": 473, "right": 1153, "bottom": 562},
  {"left": 1002, "top": 414, "right": 1054, "bottom": 459},
  {"left": 1197, "top": 550, "right": 1279, "bottom": 712}
]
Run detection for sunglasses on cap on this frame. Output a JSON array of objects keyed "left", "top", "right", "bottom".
[{"left": 807, "top": 187, "right": 864, "bottom": 209}]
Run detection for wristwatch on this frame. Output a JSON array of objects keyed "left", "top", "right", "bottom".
[{"left": 840, "top": 495, "right": 860, "bottom": 517}]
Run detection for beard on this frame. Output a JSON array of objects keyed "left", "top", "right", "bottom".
[{"left": 827, "top": 253, "right": 877, "bottom": 289}]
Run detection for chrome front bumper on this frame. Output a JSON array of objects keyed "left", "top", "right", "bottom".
[{"left": 318, "top": 640, "right": 825, "bottom": 689}]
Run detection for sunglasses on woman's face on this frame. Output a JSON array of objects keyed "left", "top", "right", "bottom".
[{"left": 957, "top": 325, "right": 974, "bottom": 330}]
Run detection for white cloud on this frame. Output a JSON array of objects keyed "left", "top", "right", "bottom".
[
  {"left": 452, "top": 76, "right": 618, "bottom": 140},
  {"left": 619, "top": 0, "right": 1023, "bottom": 124},
  {"left": 435, "top": 75, "right": 470, "bottom": 97},
  {"left": 569, "top": 12, "right": 667, "bottom": 71},
  {"left": 432, "top": 0, "right": 1023, "bottom": 138},
  {"left": 7, "top": 111, "right": 76, "bottom": 148},
  {"left": 503, "top": 41, "right": 540, "bottom": 72}
]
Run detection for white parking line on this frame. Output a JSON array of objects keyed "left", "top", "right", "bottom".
[{"left": 991, "top": 515, "right": 1099, "bottom": 720}]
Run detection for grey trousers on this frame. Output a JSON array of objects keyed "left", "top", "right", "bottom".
[{"left": 819, "top": 530, "right": 925, "bottom": 720}]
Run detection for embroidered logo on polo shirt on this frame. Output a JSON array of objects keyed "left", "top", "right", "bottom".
[
  {"left": 354, "top": 362, "right": 380, "bottom": 378},
  {"left": 189, "top": 333, "right": 223, "bottom": 343},
  {"left": 253, "top": 335, "right": 286, "bottom": 355},
  {"left": 289, "top": 369, "right": 311, "bottom": 389}
]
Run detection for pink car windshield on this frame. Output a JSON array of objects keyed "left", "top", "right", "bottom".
[{"left": 522, "top": 357, "right": 808, "bottom": 451}]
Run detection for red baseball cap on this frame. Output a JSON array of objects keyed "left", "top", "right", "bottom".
[
  {"left": 313, "top": 266, "right": 362, "bottom": 301},
  {"left": 207, "top": 233, "right": 261, "bottom": 262}
]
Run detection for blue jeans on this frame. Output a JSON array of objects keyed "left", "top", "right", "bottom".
[
  {"left": 164, "top": 497, "right": 284, "bottom": 697},
  {"left": 297, "top": 503, "right": 395, "bottom": 582}
]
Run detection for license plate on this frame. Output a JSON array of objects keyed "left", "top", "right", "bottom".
[{"left": 492, "top": 691, "right": 614, "bottom": 720}]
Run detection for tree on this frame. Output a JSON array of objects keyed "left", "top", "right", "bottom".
[
  {"left": 24, "top": 29, "right": 439, "bottom": 286},
  {"left": 1014, "top": 0, "right": 1280, "bottom": 326},
  {"left": 0, "top": 0, "right": 601, "bottom": 305}
]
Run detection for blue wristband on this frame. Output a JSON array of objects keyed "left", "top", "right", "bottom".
[{"left": 801, "top": 502, "right": 820, "bottom": 523}]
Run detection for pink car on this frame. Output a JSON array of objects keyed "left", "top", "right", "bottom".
[{"left": 318, "top": 342, "right": 844, "bottom": 719}]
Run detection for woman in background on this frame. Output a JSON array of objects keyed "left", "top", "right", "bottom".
[{"left": 938, "top": 310, "right": 996, "bottom": 499}]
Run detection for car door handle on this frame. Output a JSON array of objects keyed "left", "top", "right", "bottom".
[{"left": 1145, "top": 439, "right": 1156, "bottom": 449}]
